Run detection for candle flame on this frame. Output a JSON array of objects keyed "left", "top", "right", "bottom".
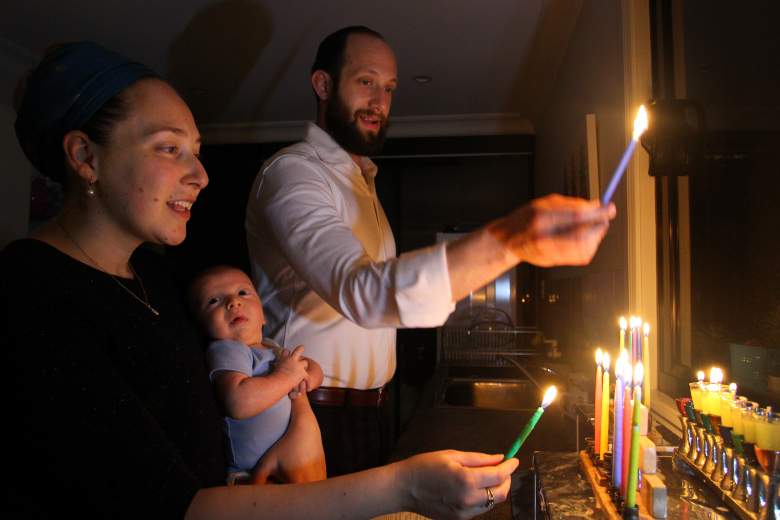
[
  {"left": 596, "top": 348, "right": 603, "bottom": 364},
  {"left": 615, "top": 353, "right": 625, "bottom": 379},
  {"left": 632, "top": 105, "right": 648, "bottom": 141},
  {"left": 709, "top": 367, "right": 723, "bottom": 385},
  {"left": 603, "top": 352, "right": 611, "bottom": 372},
  {"left": 697, "top": 370, "right": 705, "bottom": 382},
  {"left": 634, "top": 362, "right": 644, "bottom": 386},
  {"left": 619, "top": 316, "right": 628, "bottom": 330},
  {"left": 629, "top": 316, "right": 642, "bottom": 329},
  {"left": 541, "top": 386, "right": 558, "bottom": 408},
  {"left": 729, "top": 382, "right": 737, "bottom": 394},
  {"left": 643, "top": 322, "right": 650, "bottom": 336}
]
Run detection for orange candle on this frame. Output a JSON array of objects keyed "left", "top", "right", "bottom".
[{"left": 594, "top": 349, "right": 603, "bottom": 455}]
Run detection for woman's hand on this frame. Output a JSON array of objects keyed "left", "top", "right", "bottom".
[
  {"left": 398, "top": 450, "right": 519, "bottom": 520},
  {"left": 251, "top": 393, "right": 326, "bottom": 484}
]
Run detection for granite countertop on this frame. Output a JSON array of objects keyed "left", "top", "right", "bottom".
[{"left": 389, "top": 365, "right": 576, "bottom": 519}]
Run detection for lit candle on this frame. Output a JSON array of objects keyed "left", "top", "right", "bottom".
[
  {"left": 642, "top": 323, "right": 650, "bottom": 408},
  {"left": 619, "top": 317, "right": 627, "bottom": 353},
  {"left": 690, "top": 371, "right": 705, "bottom": 411},
  {"left": 600, "top": 352, "right": 611, "bottom": 460},
  {"left": 626, "top": 363, "right": 644, "bottom": 508},
  {"left": 621, "top": 362, "right": 633, "bottom": 497},
  {"left": 612, "top": 352, "right": 627, "bottom": 490},
  {"left": 707, "top": 367, "right": 724, "bottom": 416},
  {"left": 629, "top": 316, "right": 641, "bottom": 366},
  {"left": 601, "top": 105, "right": 649, "bottom": 205},
  {"left": 504, "top": 386, "right": 558, "bottom": 459},
  {"left": 594, "top": 349, "right": 603, "bottom": 456}
]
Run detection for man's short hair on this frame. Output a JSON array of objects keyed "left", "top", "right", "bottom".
[{"left": 311, "top": 25, "right": 385, "bottom": 86}]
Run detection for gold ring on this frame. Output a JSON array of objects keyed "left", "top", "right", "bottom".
[{"left": 485, "top": 486, "right": 495, "bottom": 508}]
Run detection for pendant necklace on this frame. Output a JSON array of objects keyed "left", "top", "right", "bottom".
[{"left": 56, "top": 221, "right": 160, "bottom": 317}]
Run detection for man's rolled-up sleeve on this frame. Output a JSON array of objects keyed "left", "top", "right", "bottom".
[{"left": 256, "top": 156, "right": 455, "bottom": 329}]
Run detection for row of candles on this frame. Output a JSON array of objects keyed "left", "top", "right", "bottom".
[
  {"left": 677, "top": 367, "right": 780, "bottom": 518},
  {"left": 593, "top": 316, "right": 651, "bottom": 510},
  {"left": 688, "top": 368, "right": 780, "bottom": 453}
]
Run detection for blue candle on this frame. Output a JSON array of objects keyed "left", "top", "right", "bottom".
[{"left": 601, "top": 106, "right": 648, "bottom": 205}]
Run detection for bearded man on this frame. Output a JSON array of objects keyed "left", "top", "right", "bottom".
[{"left": 246, "top": 26, "right": 614, "bottom": 476}]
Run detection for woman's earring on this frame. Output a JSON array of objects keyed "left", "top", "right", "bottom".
[{"left": 86, "top": 180, "right": 96, "bottom": 197}]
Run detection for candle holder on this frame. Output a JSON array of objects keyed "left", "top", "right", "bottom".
[
  {"left": 721, "top": 425, "right": 735, "bottom": 448},
  {"left": 674, "top": 395, "right": 775, "bottom": 520},
  {"left": 694, "top": 426, "right": 708, "bottom": 468},
  {"left": 709, "top": 414, "right": 723, "bottom": 436},
  {"left": 731, "top": 454, "right": 747, "bottom": 502},
  {"left": 621, "top": 504, "right": 639, "bottom": 519},
  {"left": 720, "top": 446, "right": 735, "bottom": 492},
  {"left": 711, "top": 436, "right": 725, "bottom": 483}
]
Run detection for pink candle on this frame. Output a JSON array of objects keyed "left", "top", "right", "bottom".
[
  {"left": 622, "top": 362, "right": 633, "bottom": 497},
  {"left": 594, "top": 349, "right": 603, "bottom": 456},
  {"left": 600, "top": 353, "right": 611, "bottom": 460}
]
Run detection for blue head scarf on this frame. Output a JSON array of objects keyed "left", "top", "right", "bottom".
[{"left": 15, "top": 41, "right": 158, "bottom": 182}]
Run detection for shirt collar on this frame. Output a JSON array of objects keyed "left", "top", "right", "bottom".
[{"left": 304, "top": 122, "right": 378, "bottom": 180}]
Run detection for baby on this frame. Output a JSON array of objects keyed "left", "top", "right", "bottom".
[{"left": 190, "top": 265, "right": 326, "bottom": 484}]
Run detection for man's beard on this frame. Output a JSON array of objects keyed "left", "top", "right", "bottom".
[{"left": 325, "top": 90, "right": 389, "bottom": 157}]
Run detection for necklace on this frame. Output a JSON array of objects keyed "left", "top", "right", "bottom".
[{"left": 56, "top": 220, "right": 160, "bottom": 317}]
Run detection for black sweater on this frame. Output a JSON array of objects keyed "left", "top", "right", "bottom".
[{"left": 1, "top": 239, "right": 224, "bottom": 518}]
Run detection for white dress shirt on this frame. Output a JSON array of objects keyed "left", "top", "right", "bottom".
[{"left": 246, "top": 123, "right": 455, "bottom": 389}]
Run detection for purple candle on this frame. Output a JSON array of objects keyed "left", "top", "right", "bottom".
[
  {"left": 601, "top": 106, "right": 648, "bottom": 205},
  {"left": 612, "top": 352, "right": 627, "bottom": 489}
]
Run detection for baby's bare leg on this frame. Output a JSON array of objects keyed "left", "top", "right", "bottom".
[{"left": 252, "top": 393, "right": 327, "bottom": 484}]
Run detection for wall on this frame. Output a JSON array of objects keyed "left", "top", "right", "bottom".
[
  {"left": 0, "top": 39, "right": 35, "bottom": 247},
  {"left": 533, "top": 0, "right": 629, "bottom": 366}
]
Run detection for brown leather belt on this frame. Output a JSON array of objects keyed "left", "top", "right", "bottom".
[{"left": 309, "top": 386, "right": 386, "bottom": 408}]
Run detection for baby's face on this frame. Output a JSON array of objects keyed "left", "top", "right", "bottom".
[{"left": 193, "top": 269, "right": 264, "bottom": 345}]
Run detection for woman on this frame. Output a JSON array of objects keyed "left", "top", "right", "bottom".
[{"left": 1, "top": 41, "right": 517, "bottom": 519}]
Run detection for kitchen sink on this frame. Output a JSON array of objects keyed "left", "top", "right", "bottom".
[{"left": 440, "top": 378, "right": 539, "bottom": 411}]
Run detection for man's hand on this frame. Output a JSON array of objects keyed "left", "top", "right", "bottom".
[{"left": 492, "top": 194, "right": 615, "bottom": 267}]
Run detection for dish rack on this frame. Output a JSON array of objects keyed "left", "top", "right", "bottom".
[{"left": 437, "top": 307, "right": 542, "bottom": 366}]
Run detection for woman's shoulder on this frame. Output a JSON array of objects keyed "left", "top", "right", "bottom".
[{"left": 1, "top": 238, "right": 66, "bottom": 276}]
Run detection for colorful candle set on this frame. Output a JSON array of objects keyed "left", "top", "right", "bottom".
[
  {"left": 590, "top": 316, "right": 652, "bottom": 507},
  {"left": 505, "top": 386, "right": 558, "bottom": 459}
]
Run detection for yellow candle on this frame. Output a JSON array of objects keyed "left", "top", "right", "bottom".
[
  {"left": 720, "top": 392, "right": 734, "bottom": 427},
  {"left": 690, "top": 371, "right": 705, "bottom": 410},
  {"left": 769, "top": 417, "right": 780, "bottom": 451},
  {"left": 743, "top": 407, "right": 758, "bottom": 443},
  {"left": 756, "top": 414, "right": 775, "bottom": 450},
  {"left": 594, "top": 349, "right": 603, "bottom": 456},
  {"left": 619, "top": 317, "right": 627, "bottom": 353},
  {"left": 600, "top": 353, "right": 611, "bottom": 459},
  {"left": 732, "top": 400, "right": 744, "bottom": 434}
]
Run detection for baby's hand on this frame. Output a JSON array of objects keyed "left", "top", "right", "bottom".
[{"left": 274, "top": 345, "right": 308, "bottom": 388}]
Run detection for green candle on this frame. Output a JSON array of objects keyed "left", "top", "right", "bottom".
[
  {"left": 625, "top": 363, "right": 644, "bottom": 508},
  {"left": 504, "top": 386, "right": 557, "bottom": 459}
]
